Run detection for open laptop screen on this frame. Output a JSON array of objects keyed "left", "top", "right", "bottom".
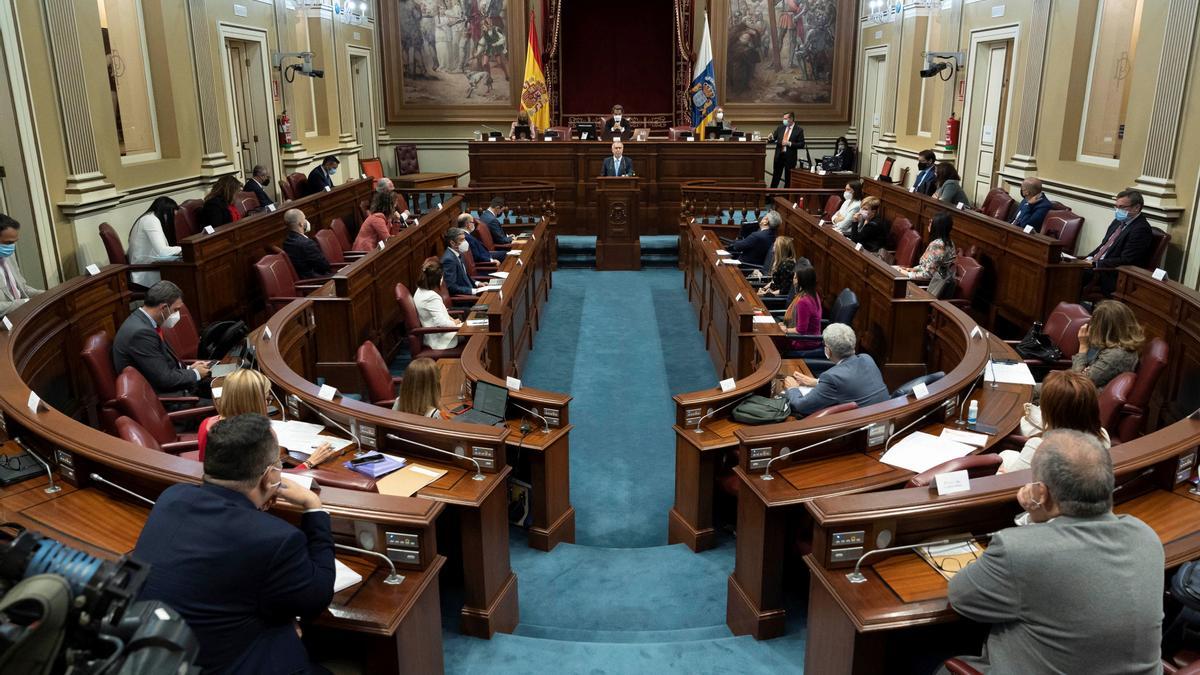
[{"left": 473, "top": 380, "right": 509, "bottom": 419}]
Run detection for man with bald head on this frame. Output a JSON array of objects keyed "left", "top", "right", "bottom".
[
  {"left": 945, "top": 430, "right": 1163, "bottom": 674},
  {"left": 1010, "top": 177, "right": 1053, "bottom": 233},
  {"left": 280, "top": 208, "right": 331, "bottom": 279}
]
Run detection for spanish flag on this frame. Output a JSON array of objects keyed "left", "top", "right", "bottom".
[{"left": 520, "top": 11, "right": 550, "bottom": 131}]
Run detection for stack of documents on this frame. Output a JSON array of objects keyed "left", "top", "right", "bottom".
[
  {"left": 271, "top": 420, "right": 356, "bottom": 457},
  {"left": 879, "top": 431, "right": 975, "bottom": 473},
  {"left": 983, "top": 361, "right": 1036, "bottom": 385},
  {"left": 752, "top": 315, "right": 777, "bottom": 324}
]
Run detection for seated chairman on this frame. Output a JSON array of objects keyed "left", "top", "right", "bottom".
[{"left": 782, "top": 323, "right": 888, "bottom": 416}]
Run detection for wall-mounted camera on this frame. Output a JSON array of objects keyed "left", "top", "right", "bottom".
[
  {"left": 273, "top": 51, "right": 325, "bottom": 81},
  {"left": 919, "top": 51, "right": 964, "bottom": 80}
]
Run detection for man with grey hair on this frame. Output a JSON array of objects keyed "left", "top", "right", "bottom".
[
  {"left": 1010, "top": 177, "right": 1052, "bottom": 232},
  {"left": 781, "top": 323, "right": 888, "bottom": 416},
  {"left": 441, "top": 225, "right": 484, "bottom": 296},
  {"left": 458, "top": 212, "right": 505, "bottom": 264},
  {"left": 281, "top": 208, "right": 330, "bottom": 279},
  {"left": 945, "top": 430, "right": 1163, "bottom": 674},
  {"left": 726, "top": 210, "right": 779, "bottom": 267}
]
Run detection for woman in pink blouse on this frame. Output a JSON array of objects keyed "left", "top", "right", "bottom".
[
  {"left": 353, "top": 191, "right": 398, "bottom": 252},
  {"left": 783, "top": 263, "right": 822, "bottom": 352}
]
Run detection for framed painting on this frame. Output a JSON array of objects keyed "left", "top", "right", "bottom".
[
  {"left": 380, "top": 0, "right": 527, "bottom": 122},
  {"left": 711, "top": 0, "right": 856, "bottom": 122}
]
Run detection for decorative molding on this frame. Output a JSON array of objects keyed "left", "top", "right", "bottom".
[
  {"left": 1006, "top": 0, "right": 1051, "bottom": 173},
  {"left": 1135, "top": 0, "right": 1199, "bottom": 194},
  {"left": 187, "top": 0, "right": 234, "bottom": 173}
]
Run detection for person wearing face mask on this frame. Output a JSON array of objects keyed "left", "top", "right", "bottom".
[
  {"left": 133, "top": 413, "right": 335, "bottom": 675},
  {"left": 458, "top": 213, "right": 505, "bottom": 264},
  {"left": 601, "top": 140, "right": 634, "bottom": 176},
  {"left": 848, "top": 196, "right": 888, "bottom": 253},
  {"left": 0, "top": 214, "right": 41, "bottom": 318},
  {"left": 509, "top": 109, "right": 538, "bottom": 140},
  {"left": 603, "top": 104, "right": 632, "bottom": 140},
  {"left": 353, "top": 190, "right": 399, "bottom": 252},
  {"left": 1010, "top": 177, "right": 1053, "bottom": 232},
  {"left": 826, "top": 136, "right": 856, "bottom": 172},
  {"left": 829, "top": 180, "right": 864, "bottom": 234},
  {"left": 113, "top": 280, "right": 212, "bottom": 395},
  {"left": 242, "top": 164, "right": 275, "bottom": 208},
  {"left": 726, "top": 210, "right": 780, "bottom": 267},
  {"left": 306, "top": 155, "right": 340, "bottom": 195},
  {"left": 912, "top": 149, "right": 938, "bottom": 196},
  {"left": 767, "top": 111, "right": 805, "bottom": 188},
  {"left": 712, "top": 107, "right": 732, "bottom": 132},
  {"left": 281, "top": 208, "right": 331, "bottom": 279},
  {"left": 441, "top": 226, "right": 486, "bottom": 296},
  {"left": 944, "top": 430, "right": 1162, "bottom": 675},
  {"left": 1082, "top": 188, "right": 1155, "bottom": 296},
  {"left": 781, "top": 323, "right": 889, "bottom": 416},
  {"left": 414, "top": 260, "right": 462, "bottom": 351}
]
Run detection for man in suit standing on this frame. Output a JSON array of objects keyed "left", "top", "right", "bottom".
[
  {"left": 0, "top": 214, "right": 42, "bottom": 318},
  {"left": 113, "top": 281, "right": 211, "bottom": 394},
  {"left": 458, "top": 213, "right": 505, "bottom": 263},
  {"left": 281, "top": 208, "right": 331, "bottom": 279},
  {"left": 782, "top": 323, "right": 889, "bottom": 416},
  {"left": 944, "top": 430, "right": 1163, "bottom": 675},
  {"left": 442, "top": 226, "right": 485, "bottom": 296},
  {"left": 479, "top": 197, "right": 512, "bottom": 245},
  {"left": 603, "top": 104, "right": 632, "bottom": 140},
  {"left": 727, "top": 210, "right": 779, "bottom": 267},
  {"left": 601, "top": 140, "right": 634, "bottom": 177},
  {"left": 1010, "top": 177, "right": 1053, "bottom": 232},
  {"left": 306, "top": 155, "right": 340, "bottom": 195},
  {"left": 767, "top": 111, "right": 804, "bottom": 189},
  {"left": 243, "top": 165, "right": 275, "bottom": 209},
  {"left": 1083, "top": 188, "right": 1155, "bottom": 296},
  {"left": 134, "top": 414, "right": 335, "bottom": 674},
  {"left": 912, "top": 149, "right": 938, "bottom": 195}
]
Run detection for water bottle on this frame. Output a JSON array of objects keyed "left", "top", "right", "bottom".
[{"left": 967, "top": 400, "right": 979, "bottom": 426}]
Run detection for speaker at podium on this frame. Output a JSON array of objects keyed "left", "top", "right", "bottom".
[{"left": 595, "top": 176, "right": 641, "bottom": 270}]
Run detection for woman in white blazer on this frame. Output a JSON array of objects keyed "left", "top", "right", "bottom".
[
  {"left": 127, "top": 197, "right": 182, "bottom": 287},
  {"left": 414, "top": 259, "right": 461, "bottom": 351}
]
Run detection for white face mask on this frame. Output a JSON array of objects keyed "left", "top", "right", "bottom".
[
  {"left": 457, "top": 240, "right": 469, "bottom": 254},
  {"left": 303, "top": 220, "right": 311, "bottom": 233},
  {"left": 716, "top": 113, "right": 724, "bottom": 121},
  {"left": 844, "top": 190, "right": 853, "bottom": 202},
  {"left": 613, "top": 115, "right": 622, "bottom": 122},
  {"left": 163, "top": 310, "right": 181, "bottom": 329}
]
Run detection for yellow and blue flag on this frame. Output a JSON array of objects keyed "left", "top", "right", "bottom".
[{"left": 689, "top": 14, "right": 718, "bottom": 139}]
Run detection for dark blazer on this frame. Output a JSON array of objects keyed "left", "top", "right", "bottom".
[
  {"left": 727, "top": 228, "right": 775, "bottom": 267},
  {"left": 850, "top": 216, "right": 888, "bottom": 253},
  {"left": 786, "top": 353, "right": 889, "bottom": 416},
  {"left": 282, "top": 230, "right": 331, "bottom": 279},
  {"left": 912, "top": 166, "right": 937, "bottom": 195},
  {"left": 243, "top": 178, "right": 274, "bottom": 207},
  {"left": 197, "top": 197, "right": 233, "bottom": 229},
  {"left": 601, "top": 156, "right": 633, "bottom": 177},
  {"left": 134, "top": 483, "right": 335, "bottom": 675},
  {"left": 306, "top": 166, "right": 334, "bottom": 195},
  {"left": 1011, "top": 197, "right": 1053, "bottom": 232},
  {"left": 769, "top": 123, "right": 805, "bottom": 156},
  {"left": 441, "top": 248, "right": 474, "bottom": 296},
  {"left": 1088, "top": 214, "right": 1154, "bottom": 269},
  {"left": 604, "top": 117, "right": 632, "bottom": 138},
  {"left": 479, "top": 209, "right": 511, "bottom": 244},
  {"left": 113, "top": 309, "right": 198, "bottom": 394}
]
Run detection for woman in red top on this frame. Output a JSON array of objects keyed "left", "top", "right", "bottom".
[
  {"left": 783, "top": 262, "right": 823, "bottom": 353},
  {"left": 352, "top": 191, "right": 398, "bottom": 252}
]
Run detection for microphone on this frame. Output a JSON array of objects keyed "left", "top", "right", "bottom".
[
  {"left": 882, "top": 402, "right": 952, "bottom": 454},
  {"left": 480, "top": 123, "right": 506, "bottom": 138},
  {"left": 268, "top": 386, "right": 288, "bottom": 423},
  {"left": 693, "top": 393, "right": 754, "bottom": 434},
  {"left": 14, "top": 438, "right": 59, "bottom": 494},
  {"left": 986, "top": 332, "right": 998, "bottom": 389},
  {"left": 846, "top": 538, "right": 954, "bottom": 583},
  {"left": 333, "top": 543, "right": 405, "bottom": 585},
  {"left": 384, "top": 433, "right": 485, "bottom": 481},
  {"left": 291, "top": 394, "right": 366, "bottom": 456},
  {"left": 510, "top": 402, "right": 550, "bottom": 434},
  {"left": 89, "top": 473, "right": 155, "bottom": 507},
  {"left": 956, "top": 365, "right": 987, "bottom": 427},
  {"left": 761, "top": 423, "right": 873, "bottom": 480}
]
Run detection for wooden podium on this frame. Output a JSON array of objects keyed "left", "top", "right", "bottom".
[{"left": 595, "top": 176, "right": 641, "bottom": 270}]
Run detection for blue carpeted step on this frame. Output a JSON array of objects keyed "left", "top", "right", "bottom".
[{"left": 512, "top": 623, "right": 732, "bottom": 644}]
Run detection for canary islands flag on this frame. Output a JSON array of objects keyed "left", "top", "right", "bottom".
[
  {"left": 689, "top": 14, "right": 718, "bottom": 139},
  {"left": 520, "top": 11, "right": 550, "bottom": 132}
]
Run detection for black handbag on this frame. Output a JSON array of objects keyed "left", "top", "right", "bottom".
[{"left": 1014, "top": 322, "right": 1062, "bottom": 363}]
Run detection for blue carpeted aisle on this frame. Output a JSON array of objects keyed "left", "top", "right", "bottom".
[{"left": 443, "top": 265, "right": 807, "bottom": 674}]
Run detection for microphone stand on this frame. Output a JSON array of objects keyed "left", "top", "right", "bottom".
[
  {"left": 693, "top": 394, "right": 753, "bottom": 434},
  {"left": 510, "top": 402, "right": 550, "bottom": 434},
  {"left": 956, "top": 365, "right": 987, "bottom": 427},
  {"left": 334, "top": 543, "right": 405, "bottom": 585},
  {"left": 385, "top": 433, "right": 485, "bottom": 481},
  {"left": 292, "top": 395, "right": 366, "bottom": 457},
  {"left": 882, "top": 403, "right": 951, "bottom": 454},
  {"left": 89, "top": 473, "right": 156, "bottom": 507},
  {"left": 761, "top": 424, "right": 873, "bottom": 481},
  {"left": 268, "top": 387, "right": 288, "bottom": 423},
  {"left": 846, "top": 539, "right": 952, "bottom": 583},
  {"left": 14, "top": 438, "right": 59, "bottom": 494}
]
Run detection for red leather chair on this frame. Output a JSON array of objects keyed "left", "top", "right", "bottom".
[
  {"left": 669, "top": 126, "right": 695, "bottom": 141},
  {"left": 314, "top": 229, "right": 351, "bottom": 270},
  {"left": 98, "top": 222, "right": 153, "bottom": 299},
  {"left": 115, "top": 415, "right": 164, "bottom": 452},
  {"left": 1098, "top": 371, "right": 1135, "bottom": 437},
  {"left": 394, "top": 144, "right": 420, "bottom": 175},
  {"left": 907, "top": 454, "right": 1002, "bottom": 488},
  {"left": 356, "top": 340, "right": 403, "bottom": 407},
  {"left": 877, "top": 157, "right": 895, "bottom": 181},
  {"left": 114, "top": 367, "right": 213, "bottom": 453},
  {"left": 893, "top": 229, "right": 922, "bottom": 268},
  {"left": 174, "top": 199, "right": 203, "bottom": 241},
  {"left": 1146, "top": 228, "right": 1171, "bottom": 271},
  {"left": 471, "top": 216, "right": 513, "bottom": 252},
  {"left": 266, "top": 244, "right": 334, "bottom": 286},
  {"left": 887, "top": 216, "right": 913, "bottom": 251},
  {"left": 329, "top": 218, "right": 366, "bottom": 259},
  {"left": 980, "top": 188, "right": 1016, "bottom": 221},
  {"left": 810, "top": 401, "right": 858, "bottom": 418},
  {"left": 280, "top": 178, "right": 296, "bottom": 202},
  {"left": 361, "top": 157, "right": 384, "bottom": 181},
  {"left": 1117, "top": 338, "right": 1169, "bottom": 442},
  {"left": 394, "top": 283, "right": 464, "bottom": 360},
  {"left": 285, "top": 172, "right": 308, "bottom": 201},
  {"left": 232, "top": 191, "right": 260, "bottom": 216},
  {"left": 81, "top": 332, "right": 122, "bottom": 432},
  {"left": 255, "top": 253, "right": 317, "bottom": 314},
  {"left": 949, "top": 255, "right": 984, "bottom": 311},
  {"left": 1042, "top": 209, "right": 1083, "bottom": 255},
  {"left": 161, "top": 303, "right": 200, "bottom": 364},
  {"left": 822, "top": 194, "right": 842, "bottom": 220},
  {"left": 1006, "top": 302, "right": 1091, "bottom": 370}
]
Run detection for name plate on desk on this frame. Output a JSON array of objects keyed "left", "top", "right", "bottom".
[
  {"left": 317, "top": 384, "right": 338, "bottom": 401},
  {"left": 1, "top": 316, "right": 11, "bottom": 331},
  {"left": 203, "top": 226, "right": 216, "bottom": 234},
  {"left": 934, "top": 470, "right": 971, "bottom": 495},
  {"left": 1153, "top": 268, "right": 1168, "bottom": 281},
  {"left": 506, "top": 376, "right": 521, "bottom": 391},
  {"left": 26, "top": 391, "right": 42, "bottom": 414},
  {"left": 912, "top": 382, "right": 930, "bottom": 399},
  {"left": 719, "top": 378, "right": 736, "bottom": 392},
  {"left": 1023, "top": 225, "right": 1034, "bottom": 234},
  {"left": 85, "top": 264, "right": 101, "bottom": 276},
  {"left": 324, "top": 186, "right": 332, "bottom": 192}
]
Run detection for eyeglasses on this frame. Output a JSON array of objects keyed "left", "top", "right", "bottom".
[{"left": 932, "top": 547, "right": 978, "bottom": 574}]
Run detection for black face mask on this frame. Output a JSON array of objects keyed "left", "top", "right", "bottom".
[
  {"left": 261, "top": 177, "right": 271, "bottom": 186},
  {"left": 917, "top": 161, "right": 931, "bottom": 171}
]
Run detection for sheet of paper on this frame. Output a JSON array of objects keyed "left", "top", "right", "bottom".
[
  {"left": 281, "top": 473, "right": 314, "bottom": 490},
  {"left": 1061, "top": 252, "right": 1076, "bottom": 260},
  {"left": 720, "top": 259, "right": 741, "bottom": 265},
  {"left": 752, "top": 315, "right": 776, "bottom": 324},
  {"left": 984, "top": 361, "right": 1036, "bottom": 385},
  {"left": 879, "top": 431, "right": 975, "bottom": 474},
  {"left": 940, "top": 428, "right": 989, "bottom": 447},
  {"left": 376, "top": 463, "right": 448, "bottom": 497},
  {"left": 333, "top": 558, "right": 364, "bottom": 593},
  {"left": 489, "top": 271, "right": 510, "bottom": 279},
  {"left": 466, "top": 318, "right": 489, "bottom": 327},
  {"left": 715, "top": 249, "right": 731, "bottom": 256}
]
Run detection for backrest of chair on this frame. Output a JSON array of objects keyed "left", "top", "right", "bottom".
[
  {"left": 472, "top": 217, "right": 496, "bottom": 250},
  {"left": 330, "top": 217, "right": 354, "bottom": 251},
  {"left": 233, "top": 191, "right": 260, "bottom": 216},
  {"left": 1146, "top": 228, "right": 1170, "bottom": 270},
  {"left": 548, "top": 126, "right": 570, "bottom": 140},
  {"left": 361, "top": 157, "right": 384, "bottom": 180},
  {"left": 878, "top": 157, "right": 895, "bottom": 179},
  {"left": 176, "top": 199, "right": 203, "bottom": 241},
  {"left": 823, "top": 194, "right": 842, "bottom": 219},
  {"left": 161, "top": 304, "right": 199, "bottom": 361},
  {"left": 98, "top": 222, "right": 127, "bottom": 265},
  {"left": 115, "top": 416, "right": 163, "bottom": 452},
  {"left": 356, "top": 341, "right": 394, "bottom": 404},
  {"left": 830, "top": 288, "right": 859, "bottom": 325},
  {"left": 1099, "top": 371, "right": 1134, "bottom": 434},
  {"left": 286, "top": 173, "right": 308, "bottom": 201},
  {"left": 894, "top": 229, "right": 922, "bottom": 267},
  {"left": 1042, "top": 302, "right": 1091, "bottom": 354},
  {"left": 461, "top": 247, "right": 477, "bottom": 276},
  {"left": 394, "top": 144, "right": 420, "bottom": 175},
  {"left": 907, "top": 455, "right": 1002, "bottom": 488},
  {"left": 669, "top": 125, "right": 694, "bottom": 141},
  {"left": 394, "top": 283, "right": 425, "bottom": 355},
  {"left": 254, "top": 254, "right": 298, "bottom": 300},
  {"left": 81, "top": 331, "right": 117, "bottom": 404},
  {"left": 280, "top": 178, "right": 296, "bottom": 202},
  {"left": 891, "top": 371, "right": 946, "bottom": 399},
  {"left": 980, "top": 188, "right": 1015, "bottom": 221},
  {"left": 1127, "top": 338, "right": 1169, "bottom": 409},
  {"left": 114, "top": 367, "right": 175, "bottom": 444},
  {"left": 887, "top": 216, "right": 913, "bottom": 250},
  {"left": 810, "top": 401, "right": 857, "bottom": 418},
  {"left": 1042, "top": 209, "right": 1084, "bottom": 255},
  {"left": 267, "top": 244, "right": 301, "bottom": 285},
  {"left": 952, "top": 256, "right": 984, "bottom": 303},
  {"left": 898, "top": 166, "right": 910, "bottom": 187},
  {"left": 314, "top": 229, "right": 346, "bottom": 264}
]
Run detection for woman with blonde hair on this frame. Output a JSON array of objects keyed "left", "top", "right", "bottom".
[
  {"left": 1073, "top": 299, "right": 1143, "bottom": 389},
  {"left": 197, "top": 174, "right": 244, "bottom": 229},
  {"left": 393, "top": 358, "right": 445, "bottom": 419},
  {"left": 757, "top": 236, "right": 796, "bottom": 297},
  {"left": 1001, "top": 370, "right": 1110, "bottom": 473},
  {"left": 196, "top": 368, "right": 337, "bottom": 468}
]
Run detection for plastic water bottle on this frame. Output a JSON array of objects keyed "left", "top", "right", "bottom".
[{"left": 967, "top": 400, "right": 979, "bottom": 426}]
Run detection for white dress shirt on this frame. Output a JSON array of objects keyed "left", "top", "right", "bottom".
[
  {"left": 413, "top": 287, "right": 459, "bottom": 350},
  {"left": 128, "top": 213, "right": 182, "bottom": 287}
]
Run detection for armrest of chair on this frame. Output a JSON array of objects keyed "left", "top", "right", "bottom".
[
  {"left": 411, "top": 326, "right": 462, "bottom": 336},
  {"left": 294, "top": 284, "right": 327, "bottom": 294},
  {"left": 476, "top": 260, "right": 501, "bottom": 270},
  {"left": 157, "top": 395, "right": 200, "bottom": 405},
  {"left": 449, "top": 294, "right": 478, "bottom": 306},
  {"left": 761, "top": 295, "right": 789, "bottom": 309},
  {"left": 941, "top": 658, "right": 982, "bottom": 675},
  {"left": 373, "top": 397, "right": 398, "bottom": 408},
  {"left": 166, "top": 405, "right": 217, "bottom": 422},
  {"left": 161, "top": 439, "right": 201, "bottom": 454}
]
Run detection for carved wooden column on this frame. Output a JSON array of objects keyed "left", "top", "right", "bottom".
[
  {"left": 1004, "top": 0, "right": 1052, "bottom": 176},
  {"left": 187, "top": 0, "right": 234, "bottom": 175}
]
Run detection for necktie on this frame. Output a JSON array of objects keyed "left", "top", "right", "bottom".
[
  {"left": 782, "top": 125, "right": 791, "bottom": 146},
  {"left": 1094, "top": 223, "right": 1126, "bottom": 261},
  {"left": 614, "top": 157, "right": 620, "bottom": 174}
]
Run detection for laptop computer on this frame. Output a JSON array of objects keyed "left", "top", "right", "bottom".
[{"left": 456, "top": 380, "right": 509, "bottom": 426}]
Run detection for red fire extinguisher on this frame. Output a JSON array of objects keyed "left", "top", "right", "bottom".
[
  {"left": 945, "top": 112, "right": 960, "bottom": 150},
  {"left": 277, "top": 111, "right": 293, "bottom": 147}
]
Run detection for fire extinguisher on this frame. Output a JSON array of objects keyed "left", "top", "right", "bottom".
[
  {"left": 277, "top": 110, "right": 293, "bottom": 147},
  {"left": 945, "top": 112, "right": 960, "bottom": 150}
]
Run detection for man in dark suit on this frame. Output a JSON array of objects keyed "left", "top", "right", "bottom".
[
  {"left": 243, "top": 165, "right": 274, "bottom": 208},
  {"left": 442, "top": 226, "right": 484, "bottom": 296},
  {"left": 458, "top": 213, "right": 505, "bottom": 263},
  {"left": 1011, "top": 178, "right": 1053, "bottom": 232},
  {"left": 767, "top": 111, "right": 804, "bottom": 188},
  {"left": 912, "top": 149, "right": 938, "bottom": 195},
  {"left": 727, "top": 211, "right": 779, "bottom": 267},
  {"left": 306, "top": 155, "right": 339, "bottom": 195},
  {"left": 1083, "top": 188, "right": 1155, "bottom": 296},
  {"left": 603, "top": 104, "right": 632, "bottom": 140},
  {"left": 113, "top": 281, "right": 210, "bottom": 394},
  {"left": 783, "top": 323, "right": 889, "bottom": 416},
  {"left": 134, "top": 414, "right": 335, "bottom": 674},
  {"left": 601, "top": 140, "right": 634, "bottom": 177},
  {"left": 479, "top": 197, "right": 512, "bottom": 245},
  {"left": 281, "top": 208, "right": 331, "bottom": 279}
]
